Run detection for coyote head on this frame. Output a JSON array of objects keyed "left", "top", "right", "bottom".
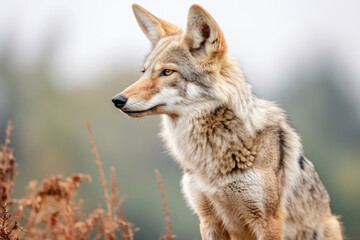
[{"left": 112, "top": 4, "right": 232, "bottom": 118}]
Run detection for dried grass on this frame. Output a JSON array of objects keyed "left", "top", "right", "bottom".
[
  {"left": 0, "top": 120, "right": 174, "bottom": 239},
  {"left": 0, "top": 120, "right": 16, "bottom": 206},
  {"left": 155, "top": 170, "right": 175, "bottom": 240}
]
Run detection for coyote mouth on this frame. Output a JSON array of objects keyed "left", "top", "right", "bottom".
[{"left": 122, "top": 104, "right": 166, "bottom": 114}]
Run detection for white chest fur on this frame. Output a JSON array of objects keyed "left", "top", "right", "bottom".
[{"left": 161, "top": 107, "right": 264, "bottom": 184}]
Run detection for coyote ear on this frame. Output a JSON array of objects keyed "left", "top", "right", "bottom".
[
  {"left": 182, "top": 4, "right": 227, "bottom": 60},
  {"left": 132, "top": 4, "right": 182, "bottom": 47}
]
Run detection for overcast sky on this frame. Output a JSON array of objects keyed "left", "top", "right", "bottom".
[{"left": 0, "top": 0, "right": 359, "bottom": 96}]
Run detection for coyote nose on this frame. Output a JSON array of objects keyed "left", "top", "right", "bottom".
[{"left": 112, "top": 95, "right": 128, "bottom": 109}]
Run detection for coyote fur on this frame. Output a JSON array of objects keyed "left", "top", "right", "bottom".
[{"left": 112, "top": 4, "right": 343, "bottom": 240}]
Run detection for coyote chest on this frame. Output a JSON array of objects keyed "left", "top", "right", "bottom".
[
  {"left": 162, "top": 107, "right": 282, "bottom": 182},
  {"left": 162, "top": 107, "right": 284, "bottom": 238}
]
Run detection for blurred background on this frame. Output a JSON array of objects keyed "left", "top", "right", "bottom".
[{"left": 0, "top": 0, "right": 359, "bottom": 239}]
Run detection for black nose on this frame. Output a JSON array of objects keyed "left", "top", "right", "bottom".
[{"left": 112, "top": 95, "right": 128, "bottom": 109}]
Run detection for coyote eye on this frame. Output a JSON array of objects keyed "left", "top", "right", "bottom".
[
  {"left": 160, "top": 69, "right": 175, "bottom": 77},
  {"left": 141, "top": 68, "right": 146, "bottom": 73}
]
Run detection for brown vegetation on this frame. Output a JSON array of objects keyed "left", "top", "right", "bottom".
[
  {"left": 155, "top": 170, "right": 175, "bottom": 240},
  {"left": 0, "top": 121, "right": 175, "bottom": 240}
]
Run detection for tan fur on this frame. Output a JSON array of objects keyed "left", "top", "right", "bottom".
[
  {"left": 121, "top": 75, "right": 161, "bottom": 101},
  {"left": 113, "top": 4, "right": 343, "bottom": 240}
]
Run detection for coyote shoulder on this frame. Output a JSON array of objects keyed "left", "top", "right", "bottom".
[{"left": 112, "top": 4, "right": 342, "bottom": 240}]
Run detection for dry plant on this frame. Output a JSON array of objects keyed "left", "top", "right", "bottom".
[
  {"left": 0, "top": 121, "right": 24, "bottom": 240},
  {"left": 0, "top": 121, "right": 16, "bottom": 206},
  {"left": 155, "top": 170, "right": 175, "bottom": 240},
  {"left": 0, "top": 120, "right": 175, "bottom": 240},
  {"left": 85, "top": 120, "right": 137, "bottom": 240},
  {"left": 0, "top": 204, "right": 23, "bottom": 240}
]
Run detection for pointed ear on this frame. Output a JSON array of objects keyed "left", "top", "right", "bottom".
[
  {"left": 132, "top": 4, "right": 182, "bottom": 47},
  {"left": 182, "top": 4, "right": 227, "bottom": 60}
]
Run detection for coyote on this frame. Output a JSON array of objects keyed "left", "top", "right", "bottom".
[{"left": 112, "top": 4, "right": 342, "bottom": 240}]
